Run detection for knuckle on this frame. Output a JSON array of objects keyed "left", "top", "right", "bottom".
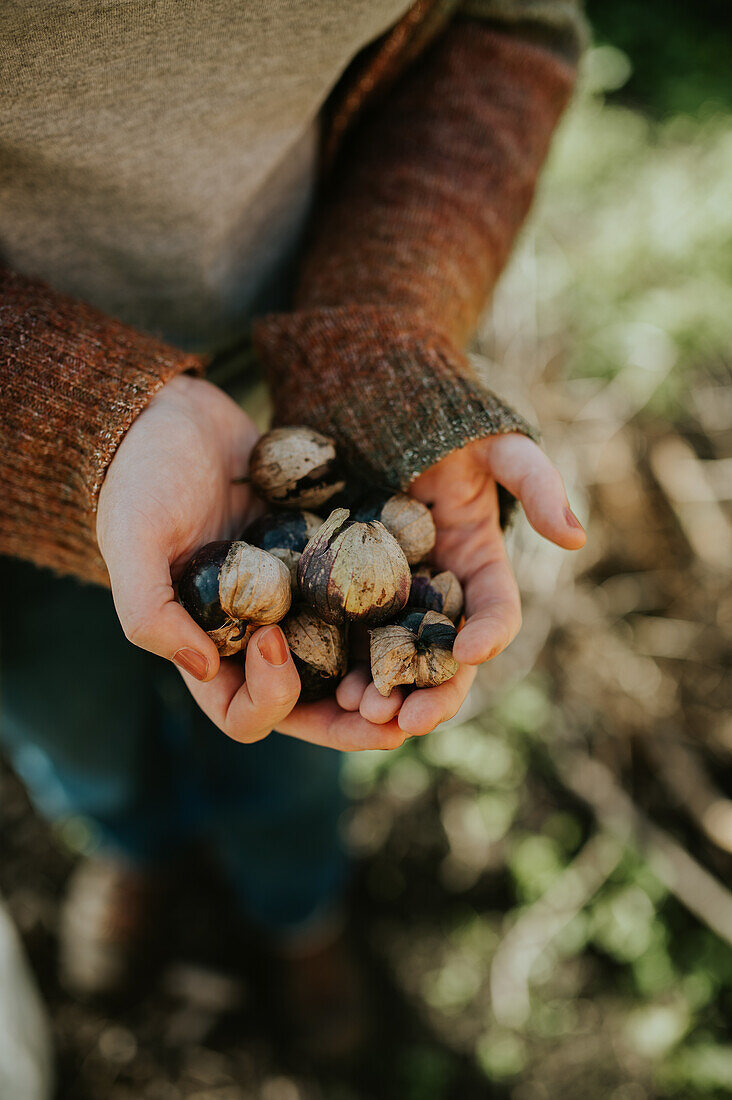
[
  {"left": 122, "top": 609, "right": 154, "bottom": 649},
  {"left": 265, "top": 680, "right": 300, "bottom": 711},
  {"left": 247, "top": 674, "right": 298, "bottom": 712}
]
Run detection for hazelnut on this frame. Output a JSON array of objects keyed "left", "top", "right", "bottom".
[{"left": 217, "top": 542, "right": 291, "bottom": 623}]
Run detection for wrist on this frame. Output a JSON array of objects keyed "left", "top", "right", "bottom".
[{"left": 253, "top": 304, "right": 535, "bottom": 491}]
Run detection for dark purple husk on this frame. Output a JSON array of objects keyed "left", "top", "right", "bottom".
[
  {"left": 396, "top": 609, "right": 456, "bottom": 652},
  {"left": 350, "top": 488, "right": 392, "bottom": 523},
  {"left": 408, "top": 574, "right": 444, "bottom": 614},
  {"left": 326, "top": 479, "right": 381, "bottom": 513},
  {"left": 177, "top": 540, "right": 231, "bottom": 630},
  {"left": 296, "top": 514, "right": 350, "bottom": 624},
  {"left": 292, "top": 655, "right": 339, "bottom": 702},
  {"left": 243, "top": 511, "right": 314, "bottom": 553}
]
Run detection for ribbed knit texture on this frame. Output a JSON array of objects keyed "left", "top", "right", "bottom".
[
  {"left": 254, "top": 21, "right": 575, "bottom": 488},
  {"left": 258, "top": 306, "right": 535, "bottom": 487},
  {"left": 0, "top": 270, "right": 202, "bottom": 584},
  {"left": 0, "top": 8, "right": 579, "bottom": 585}
]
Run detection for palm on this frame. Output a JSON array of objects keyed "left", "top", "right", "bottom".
[
  {"left": 97, "top": 377, "right": 261, "bottom": 664},
  {"left": 100, "top": 388, "right": 584, "bottom": 751},
  {"left": 410, "top": 440, "right": 519, "bottom": 665},
  {"left": 335, "top": 433, "right": 586, "bottom": 738},
  {"left": 106, "top": 378, "right": 258, "bottom": 576}
]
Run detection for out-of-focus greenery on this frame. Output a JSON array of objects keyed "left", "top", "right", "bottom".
[
  {"left": 341, "top": 14, "right": 732, "bottom": 1097},
  {"left": 585, "top": 0, "right": 732, "bottom": 118},
  {"left": 344, "top": 675, "right": 732, "bottom": 1098},
  {"left": 529, "top": 42, "right": 732, "bottom": 420},
  {"left": 4, "top": 8, "right": 728, "bottom": 1100}
]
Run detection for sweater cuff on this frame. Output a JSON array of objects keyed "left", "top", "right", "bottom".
[
  {"left": 253, "top": 305, "right": 536, "bottom": 490},
  {"left": 1, "top": 270, "right": 203, "bottom": 585}
]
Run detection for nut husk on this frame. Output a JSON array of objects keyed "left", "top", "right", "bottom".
[
  {"left": 207, "top": 620, "right": 257, "bottom": 658},
  {"left": 408, "top": 566, "right": 464, "bottom": 623},
  {"left": 178, "top": 539, "right": 292, "bottom": 653},
  {"left": 353, "top": 491, "right": 435, "bottom": 564},
  {"left": 281, "top": 606, "right": 347, "bottom": 701},
  {"left": 249, "top": 426, "right": 345, "bottom": 509},
  {"left": 218, "top": 541, "right": 292, "bottom": 624},
  {"left": 243, "top": 510, "right": 323, "bottom": 590},
  {"left": 297, "top": 508, "right": 411, "bottom": 626},
  {"left": 369, "top": 609, "right": 458, "bottom": 697},
  {"left": 178, "top": 541, "right": 232, "bottom": 631}
]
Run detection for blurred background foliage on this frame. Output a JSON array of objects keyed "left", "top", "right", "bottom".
[{"left": 1, "top": 2, "right": 730, "bottom": 1098}]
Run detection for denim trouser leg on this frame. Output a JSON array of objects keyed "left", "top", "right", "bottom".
[
  {"left": 199, "top": 728, "right": 346, "bottom": 931},
  {"left": 0, "top": 558, "right": 346, "bottom": 929}
]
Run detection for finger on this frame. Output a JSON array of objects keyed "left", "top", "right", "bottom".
[
  {"left": 279, "top": 701, "right": 407, "bottom": 752},
  {"left": 105, "top": 531, "right": 220, "bottom": 682},
  {"left": 182, "top": 625, "right": 301, "bottom": 743},
  {"left": 184, "top": 657, "right": 407, "bottom": 752},
  {"left": 452, "top": 555, "right": 522, "bottom": 665},
  {"left": 479, "top": 434, "right": 586, "bottom": 550},
  {"left": 397, "top": 664, "right": 476, "bottom": 737},
  {"left": 359, "top": 682, "right": 406, "bottom": 724},
  {"left": 336, "top": 667, "right": 371, "bottom": 712}
]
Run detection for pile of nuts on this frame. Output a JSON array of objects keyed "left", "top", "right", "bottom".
[{"left": 177, "top": 427, "right": 463, "bottom": 700}]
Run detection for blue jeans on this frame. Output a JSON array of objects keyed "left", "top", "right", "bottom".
[{"left": 0, "top": 558, "right": 346, "bottom": 932}]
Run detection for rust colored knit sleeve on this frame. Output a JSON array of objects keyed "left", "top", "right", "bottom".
[
  {"left": 253, "top": 19, "right": 576, "bottom": 489},
  {"left": 0, "top": 270, "right": 202, "bottom": 585}
]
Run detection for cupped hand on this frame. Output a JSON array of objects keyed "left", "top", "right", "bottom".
[
  {"left": 97, "top": 375, "right": 411, "bottom": 750},
  {"left": 335, "top": 432, "right": 586, "bottom": 738}
]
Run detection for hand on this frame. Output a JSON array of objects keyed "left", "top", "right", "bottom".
[
  {"left": 334, "top": 432, "right": 586, "bottom": 737},
  {"left": 97, "top": 375, "right": 412, "bottom": 750}
]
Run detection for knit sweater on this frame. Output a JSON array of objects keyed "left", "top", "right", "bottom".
[{"left": 0, "top": 0, "right": 584, "bottom": 586}]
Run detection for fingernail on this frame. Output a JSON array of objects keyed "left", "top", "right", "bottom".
[
  {"left": 173, "top": 647, "right": 209, "bottom": 681},
  {"left": 564, "top": 507, "right": 584, "bottom": 531},
  {"left": 257, "top": 625, "right": 289, "bottom": 667}
]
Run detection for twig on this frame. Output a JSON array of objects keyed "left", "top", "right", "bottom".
[
  {"left": 641, "top": 733, "right": 732, "bottom": 856},
  {"left": 551, "top": 745, "right": 732, "bottom": 947}
]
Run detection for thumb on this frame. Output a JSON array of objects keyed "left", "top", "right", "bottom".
[
  {"left": 103, "top": 530, "right": 221, "bottom": 682},
  {"left": 480, "top": 433, "right": 586, "bottom": 550}
]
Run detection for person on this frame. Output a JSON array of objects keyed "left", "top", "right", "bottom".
[{"left": 1, "top": 0, "right": 587, "bottom": 1058}]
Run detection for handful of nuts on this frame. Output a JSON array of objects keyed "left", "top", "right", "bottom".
[{"left": 177, "top": 427, "right": 464, "bottom": 700}]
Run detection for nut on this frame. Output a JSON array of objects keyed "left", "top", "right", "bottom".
[
  {"left": 280, "top": 606, "right": 348, "bottom": 701},
  {"left": 177, "top": 539, "right": 291, "bottom": 653},
  {"left": 243, "top": 509, "right": 323, "bottom": 589},
  {"left": 297, "top": 508, "right": 411, "bottom": 626},
  {"left": 177, "top": 541, "right": 232, "bottom": 632},
  {"left": 353, "top": 491, "right": 435, "bottom": 564},
  {"left": 207, "top": 620, "right": 258, "bottom": 658},
  {"left": 408, "top": 566, "right": 464, "bottom": 622},
  {"left": 369, "top": 609, "right": 458, "bottom": 696},
  {"left": 218, "top": 542, "right": 291, "bottom": 623},
  {"left": 249, "top": 426, "right": 345, "bottom": 509}
]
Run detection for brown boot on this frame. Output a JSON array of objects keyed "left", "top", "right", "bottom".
[
  {"left": 58, "top": 856, "right": 168, "bottom": 1000},
  {"left": 276, "top": 916, "right": 369, "bottom": 1062}
]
